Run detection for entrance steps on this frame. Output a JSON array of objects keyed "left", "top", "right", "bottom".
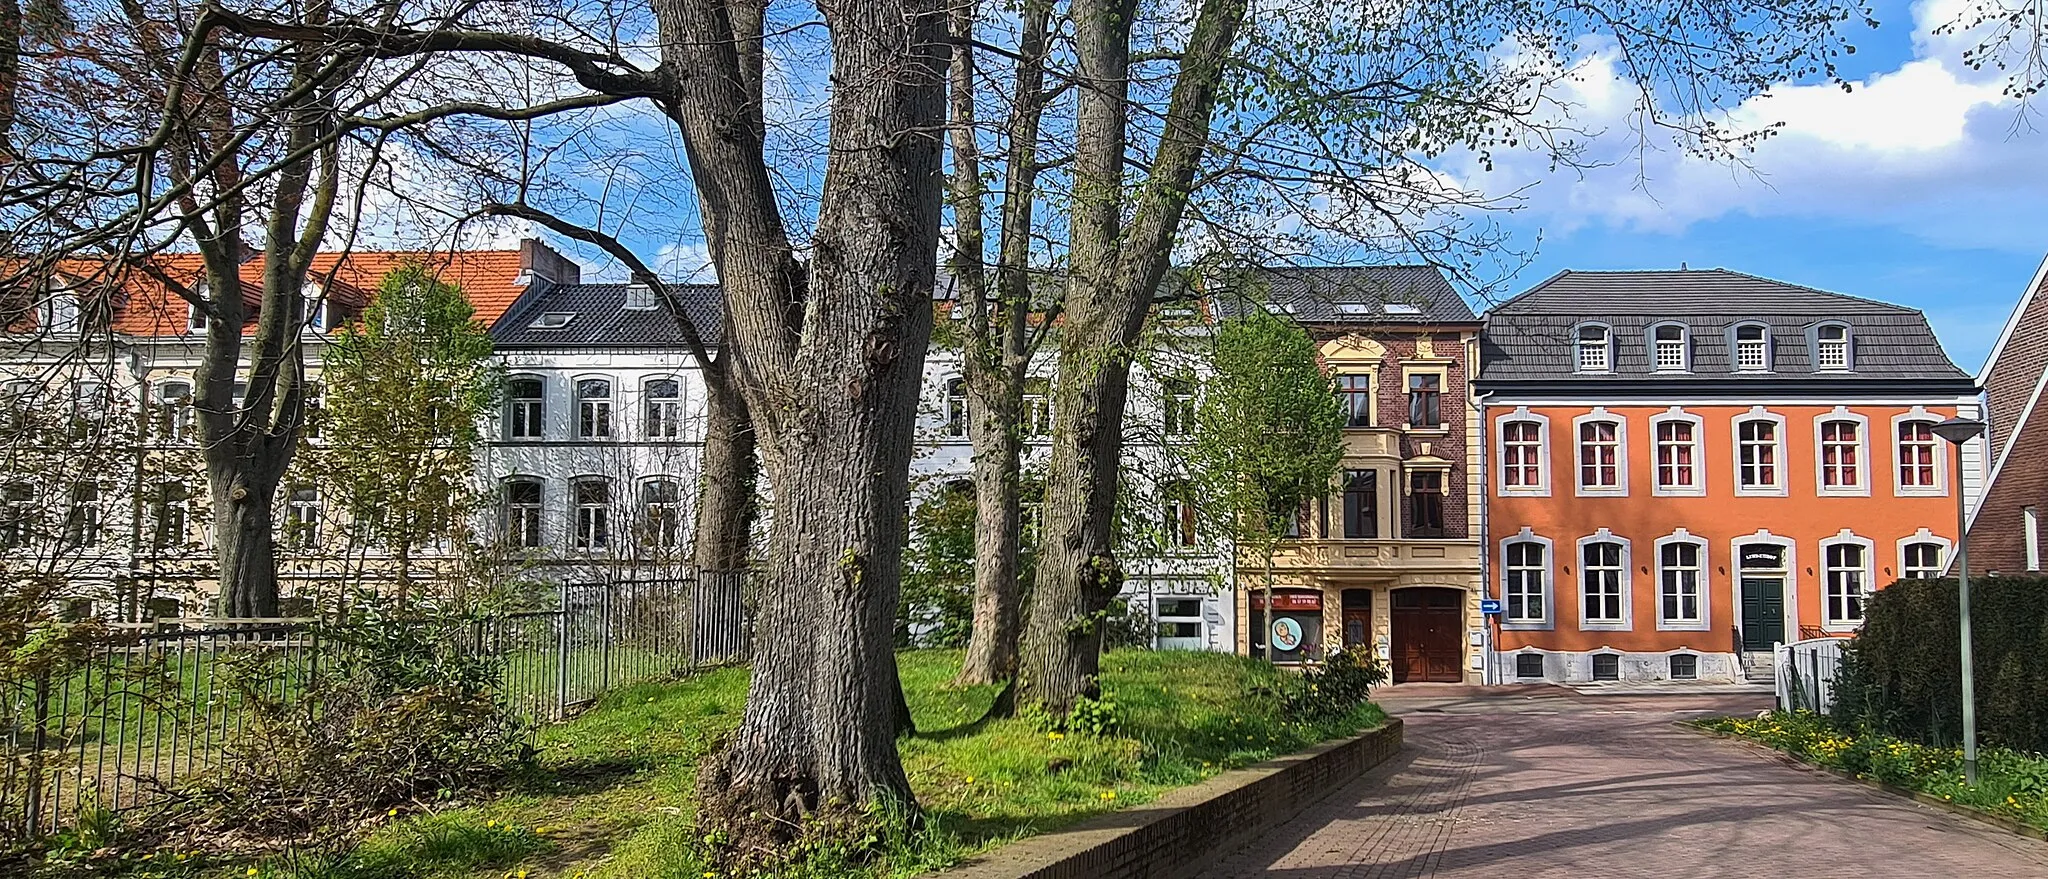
[{"left": 1740, "top": 652, "right": 1776, "bottom": 683}]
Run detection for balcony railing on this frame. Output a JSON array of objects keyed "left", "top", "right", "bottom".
[{"left": 1268, "top": 537, "right": 1480, "bottom": 571}]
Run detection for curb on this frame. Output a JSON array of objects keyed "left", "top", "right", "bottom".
[
  {"left": 1677, "top": 722, "right": 2048, "bottom": 843},
  {"left": 923, "top": 718, "right": 1405, "bottom": 879}
]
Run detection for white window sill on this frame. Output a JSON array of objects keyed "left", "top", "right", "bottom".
[
  {"left": 1498, "top": 487, "right": 1551, "bottom": 498},
  {"left": 1817, "top": 487, "right": 1872, "bottom": 498},
  {"left": 1894, "top": 487, "right": 1946, "bottom": 499},
  {"left": 1822, "top": 621, "right": 1863, "bottom": 634},
  {"left": 1734, "top": 485, "right": 1789, "bottom": 498},
  {"left": 1575, "top": 486, "right": 1629, "bottom": 498},
  {"left": 1501, "top": 620, "right": 1553, "bottom": 631},
  {"left": 1651, "top": 486, "right": 1707, "bottom": 498},
  {"left": 1657, "top": 620, "right": 1710, "bottom": 632},
  {"left": 1578, "top": 621, "right": 1632, "bottom": 632}
]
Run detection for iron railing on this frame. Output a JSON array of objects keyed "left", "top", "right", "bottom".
[{"left": 0, "top": 573, "right": 750, "bottom": 841}]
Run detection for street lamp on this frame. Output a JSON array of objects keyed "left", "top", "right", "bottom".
[{"left": 1931, "top": 415, "right": 1986, "bottom": 785}]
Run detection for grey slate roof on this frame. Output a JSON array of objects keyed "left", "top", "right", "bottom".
[
  {"left": 490, "top": 282, "right": 722, "bottom": 349},
  {"left": 1211, "top": 265, "right": 1477, "bottom": 325},
  {"left": 1477, "top": 269, "right": 1973, "bottom": 390}
]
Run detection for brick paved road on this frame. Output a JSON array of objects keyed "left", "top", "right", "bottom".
[{"left": 1199, "top": 686, "right": 2048, "bottom": 878}]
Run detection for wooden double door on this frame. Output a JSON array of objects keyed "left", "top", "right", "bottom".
[{"left": 1391, "top": 588, "right": 1465, "bottom": 683}]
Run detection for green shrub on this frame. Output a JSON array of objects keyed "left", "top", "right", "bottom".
[
  {"left": 1834, "top": 575, "right": 2048, "bottom": 752},
  {"left": 1285, "top": 646, "right": 1388, "bottom": 723}
]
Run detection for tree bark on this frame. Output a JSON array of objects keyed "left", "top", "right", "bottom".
[
  {"left": 951, "top": 0, "right": 1050, "bottom": 687},
  {"left": 1016, "top": 0, "right": 1247, "bottom": 716},
  {"left": 659, "top": 0, "right": 950, "bottom": 857},
  {"left": 215, "top": 482, "right": 281, "bottom": 618},
  {"left": 691, "top": 359, "right": 755, "bottom": 573}
]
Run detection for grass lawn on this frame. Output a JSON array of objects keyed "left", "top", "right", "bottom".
[
  {"left": 227, "top": 649, "right": 1384, "bottom": 879},
  {"left": 1696, "top": 711, "right": 2048, "bottom": 832}
]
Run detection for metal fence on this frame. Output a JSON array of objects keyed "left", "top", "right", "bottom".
[
  {"left": 1776, "top": 636, "right": 1845, "bottom": 713},
  {"left": 0, "top": 574, "right": 751, "bottom": 841}
]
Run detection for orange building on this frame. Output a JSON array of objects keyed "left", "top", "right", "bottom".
[{"left": 1476, "top": 270, "right": 1982, "bottom": 684}]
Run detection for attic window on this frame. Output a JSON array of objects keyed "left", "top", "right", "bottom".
[
  {"left": 1263, "top": 303, "right": 1296, "bottom": 315},
  {"left": 624, "top": 283, "right": 655, "bottom": 310},
  {"left": 1382, "top": 303, "right": 1423, "bottom": 315},
  {"left": 530, "top": 312, "right": 577, "bottom": 330},
  {"left": 1335, "top": 303, "right": 1373, "bottom": 315}
]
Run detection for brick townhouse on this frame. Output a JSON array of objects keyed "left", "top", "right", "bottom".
[
  {"left": 1966, "top": 253, "right": 2048, "bottom": 575},
  {"left": 1477, "top": 270, "right": 1982, "bottom": 684}
]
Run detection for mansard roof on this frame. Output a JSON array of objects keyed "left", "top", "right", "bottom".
[
  {"left": 1478, "top": 269, "right": 1973, "bottom": 392},
  {"left": 489, "top": 281, "right": 724, "bottom": 349},
  {"left": 1209, "top": 264, "right": 1477, "bottom": 325}
]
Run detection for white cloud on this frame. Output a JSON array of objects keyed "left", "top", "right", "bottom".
[{"left": 1452, "top": 0, "right": 2048, "bottom": 253}]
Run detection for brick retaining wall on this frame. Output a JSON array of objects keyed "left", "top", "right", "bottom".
[{"left": 926, "top": 718, "right": 1405, "bottom": 879}]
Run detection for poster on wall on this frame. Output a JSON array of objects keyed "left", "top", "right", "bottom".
[{"left": 1249, "top": 589, "right": 1322, "bottom": 663}]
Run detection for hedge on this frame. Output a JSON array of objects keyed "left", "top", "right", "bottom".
[{"left": 1835, "top": 575, "right": 2048, "bottom": 753}]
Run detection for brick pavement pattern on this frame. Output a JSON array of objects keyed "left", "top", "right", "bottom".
[{"left": 1198, "top": 688, "right": 2048, "bottom": 878}]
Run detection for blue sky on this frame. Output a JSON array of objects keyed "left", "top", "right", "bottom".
[{"left": 1466, "top": 0, "right": 2046, "bottom": 373}]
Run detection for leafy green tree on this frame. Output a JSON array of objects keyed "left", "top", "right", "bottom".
[
  {"left": 897, "top": 482, "right": 978, "bottom": 648},
  {"left": 1189, "top": 307, "right": 1345, "bottom": 661},
  {"left": 313, "top": 264, "right": 498, "bottom": 603}
]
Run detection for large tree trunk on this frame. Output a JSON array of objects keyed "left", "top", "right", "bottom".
[
  {"left": 1016, "top": 0, "right": 1246, "bottom": 716},
  {"left": 668, "top": 0, "right": 949, "bottom": 858},
  {"left": 691, "top": 364, "right": 755, "bottom": 572},
  {"left": 951, "top": 0, "right": 1050, "bottom": 687},
  {"left": 214, "top": 481, "right": 281, "bottom": 618}
]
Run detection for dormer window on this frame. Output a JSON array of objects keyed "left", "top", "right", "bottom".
[
  {"left": 1815, "top": 324, "right": 1851, "bottom": 371},
  {"left": 1651, "top": 324, "right": 1689, "bottom": 372},
  {"left": 530, "top": 312, "right": 576, "bottom": 330},
  {"left": 187, "top": 302, "right": 208, "bottom": 334},
  {"left": 1575, "top": 324, "right": 1611, "bottom": 372},
  {"left": 304, "top": 293, "right": 327, "bottom": 332},
  {"left": 624, "top": 283, "right": 655, "bottom": 310},
  {"left": 1733, "top": 324, "right": 1771, "bottom": 372}
]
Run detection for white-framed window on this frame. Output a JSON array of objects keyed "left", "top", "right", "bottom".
[
  {"left": 1575, "top": 323, "right": 1612, "bottom": 373},
  {"left": 1899, "top": 533, "right": 1947, "bottom": 580},
  {"left": 71, "top": 380, "right": 107, "bottom": 427},
  {"left": 1337, "top": 372, "right": 1374, "bottom": 427},
  {"left": 573, "top": 478, "right": 611, "bottom": 551},
  {"left": 1732, "top": 323, "right": 1771, "bottom": 372},
  {"left": 505, "top": 479, "right": 543, "bottom": 549},
  {"left": 65, "top": 482, "right": 101, "bottom": 548},
  {"left": 1162, "top": 484, "right": 1196, "bottom": 550},
  {"left": 1814, "top": 323, "right": 1851, "bottom": 371},
  {"left": 187, "top": 301, "right": 209, "bottom": 334},
  {"left": 286, "top": 485, "right": 321, "bottom": 549},
  {"left": 1573, "top": 409, "right": 1626, "bottom": 496},
  {"left": 1821, "top": 531, "right": 1875, "bottom": 629},
  {"left": 1022, "top": 377, "right": 1051, "bottom": 438},
  {"left": 1499, "top": 528, "right": 1553, "bottom": 629},
  {"left": 1893, "top": 412, "right": 1942, "bottom": 496},
  {"left": 1163, "top": 378, "right": 1197, "bottom": 437},
  {"left": 1732, "top": 408, "right": 1786, "bottom": 496},
  {"left": 2027, "top": 506, "right": 2041, "bottom": 572},
  {"left": 506, "top": 376, "right": 544, "bottom": 440},
  {"left": 1496, "top": 410, "right": 1549, "bottom": 497},
  {"left": 644, "top": 378, "right": 682, "bottom": 439},
  {"left": 303, "top": 289, "right": 328, "bottom": 333},
  {"left": 1578, "top": 530, "right": 1630, "bottom": 630},
  {"left": 0, "top": 482, "right": 34, "bottom": 548},
  {"left": 1651, "top": 408, "right": 1704, "bottom": 496},
  {"left": 943, "top": 378, "right": 969, "bottom": 439},
  {"left": 1815, "top": 409, "right": 1870, "bottom": 496},
  {"left": 155, "top": 379, "right": 193, "bottom": 442},
  {"left": 576, "top": 378, "right": 613, "bottom": 439},
  {"left": 1655, "top": 530, "right": 1709, "bottom": 630},
  {"left": 640, "top": 479, "right": 683, "bottom": 550},
  {"left": 1650, "top": 323, "right": 1689, "bottom": 372},
  {"left": 151, "top": 480, "right": 190, "bottom": 549}
]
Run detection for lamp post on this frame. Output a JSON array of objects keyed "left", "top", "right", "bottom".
[{"left": 1932, "top": 415, "right": 1986, "bottom": 785}]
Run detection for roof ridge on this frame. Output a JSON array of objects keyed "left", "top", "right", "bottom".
[{"left": 1496, "top": 268, "right": 1920, "bottom": 314}]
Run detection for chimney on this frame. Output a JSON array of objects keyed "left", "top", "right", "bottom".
[{"left": 518, "top": 238, "right": 582, "bottom": 286}]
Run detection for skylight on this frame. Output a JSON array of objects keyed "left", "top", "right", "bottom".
[
  {"left": 1263, "top": 302, "right": 1297, "bottom": 315},
  {"left": 1383, "top": 303, "right": 1423, "bottom": 315},
  {"left": 1335, "top": 303, "right": 1373, "bottom": 315},
  {"left": 530, "top": 312, "right": 577, "bottom": 330}
]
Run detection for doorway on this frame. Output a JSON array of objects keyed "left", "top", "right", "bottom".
[
  {"left": 1341, "top": 588, "right": 1373, "bottom": 649},
  {"left": 1391, "top": 587, "right": 1464, "bottom": 683},
  {"left": 1738, "top": 543, "right": 1789, "bottom": 651}
]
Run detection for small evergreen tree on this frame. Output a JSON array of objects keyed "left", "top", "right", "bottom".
[
  {"left": 314, "top": 265, "right": 499, "bottom": 603},
  {"left": 1190, "top": 307, "right": 1345, "bottom": 661}
]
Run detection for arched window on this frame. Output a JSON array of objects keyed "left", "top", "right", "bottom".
[
  {"left": 573, "top": 478, "right": 611, "bottom": 550},
  {"left": 1574, "top": 410, "right": 1626, "bottom": 495},
  {"left": 506, "top": 377, "right": 544, "bottom": 440},
  {"left": 1816, "top": 411, "right": 1868, "bottom": 494},
  {"left": 644, "top": 378, "right": 682, "bottom": 439},
  {"left": 1731, "top": 323, "right": 1772, "bottom": 372},
  {"left": 1732, "top": 407, "right": 1787, "bottom": 495},
  {"left": 1901, "top": 541, "right": 1945, "bottom": 579},
  {"left": 576, "top": 379, "right": 613, "bottom": 439},
  {"left": 641, "top": 479, "right": 683, "bottom": 549},
  {"left": 943, "top": 378, "right": 968, "bottom": 438},
  {"left": 1575, "top": 323, "right": 1611, "bottom": 372},
  {"left": 1650, "top": 323, "right": 1689, "bottom": 372},
  {"left": 504, "top": 479, "right": 543, "bottom": 548},
  {"left": 1578, "top": 530, "right": 1631, "bottom": 630},
  {"left": 1650, "top": 408, "right": 1704, "bottom": 496},
  {"left": 1813, "top": 323, "right": 1852, "bottom": 371}
]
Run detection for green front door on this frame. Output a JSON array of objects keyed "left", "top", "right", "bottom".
[{"left": 1740, "top": 577, "right": 1785, "bottom": 650}]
